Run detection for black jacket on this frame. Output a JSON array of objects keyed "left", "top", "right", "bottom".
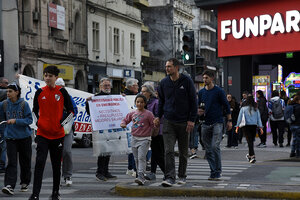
[
  {"left": 158, "top": 73, "right": 197, "bottom": 122},
  {"left": 257, "top": 97, "right": 269, "bottom": 123}
]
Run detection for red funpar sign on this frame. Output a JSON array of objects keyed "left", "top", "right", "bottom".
[{"left": 218, "top": 0, "right": 300, "bottom": 57}]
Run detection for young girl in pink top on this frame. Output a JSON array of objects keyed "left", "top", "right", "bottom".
[{"left": 121, "top": 94, "right": 158, "bottom": 185}]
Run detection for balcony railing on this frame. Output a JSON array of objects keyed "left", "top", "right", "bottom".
[
  {"left": 200, "top": 21, "right": 216, "bottom": 32},
  {"left": 200, "top": 41, "right": 216, "bottom": 51}
]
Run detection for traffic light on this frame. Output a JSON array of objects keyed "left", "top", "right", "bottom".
[{"left": 182, "top": 30, "right": 195, "bottom": 65}]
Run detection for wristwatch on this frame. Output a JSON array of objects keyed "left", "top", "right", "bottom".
[{"left": 228, "top": 119, "right": 232, "bottom": 122}]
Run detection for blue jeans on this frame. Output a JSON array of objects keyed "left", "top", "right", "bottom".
[
  {"left": 189, "top": 123, "right": 199, "bottom": 149},
  {"left": 290, "top": 125, "right": 300, "bottom": 156},
  {"left": 201, "top": 123, "right": 223, "bottom": 178}
]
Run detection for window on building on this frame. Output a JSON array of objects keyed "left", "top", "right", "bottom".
[
  {"left": 130, "top": 33, "right": 135, "bottom": 58},
  {"left": 109, "top": 27, "right": 112, "bottom": 52},
  {"left": 22, "top": 0, "right": 31, "bottom": 31},
  {"left": 114, "top": 28, "right": 120, "bottom": 54},
  {"left": 75, "top": 13, "right": 82, "bottom": 42},
  {"left": 92, "top": 22, "right": 99, "bottom": 50},
  {"left": 49, "top": 0, "right": 63, "bottom": 38},
  {"left": 122, "top": 31, "right": 124, "bottom": 54}
]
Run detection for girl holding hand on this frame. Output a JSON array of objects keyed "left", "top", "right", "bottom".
[{"left": 121, "top": 94, "right": 158, "bottom": 185}]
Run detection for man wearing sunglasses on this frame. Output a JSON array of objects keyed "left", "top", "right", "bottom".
[{"left": 0, "top": 77, "right": 8, "bottom": 174}]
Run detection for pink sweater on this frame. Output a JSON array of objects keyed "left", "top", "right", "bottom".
[{"left": 121, "top": 109, "right": 155, "bottom": 137}]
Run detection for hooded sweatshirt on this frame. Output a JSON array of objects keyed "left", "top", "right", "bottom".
[{"left": 0, "top": 98, "right": 33, "bottom": 139}]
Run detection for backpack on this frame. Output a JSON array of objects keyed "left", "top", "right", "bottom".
[
  {"left": 284, "top": 105, "right": 295, "bottom": 124},
  {"left": 272, "top": 99, "right": 284, "bottom": 119}
]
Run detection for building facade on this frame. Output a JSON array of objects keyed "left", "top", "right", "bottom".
[
  {"left": 19, "top": 0, "right": 88, "bottom": 90},
  {"left": 0, "top": 0, "right": 19, "bottom": 81},
  {"left": 87, "top": 0, "right": 142, "bottom": 94},
  {"left": 141, "top": 0, "right": 194, "bottom": 85}
]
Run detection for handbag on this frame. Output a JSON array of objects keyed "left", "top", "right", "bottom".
[{"left": 239, "top": 108, "right": 246, "bottom": 128}]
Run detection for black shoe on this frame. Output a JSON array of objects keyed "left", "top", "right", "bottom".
[
  {"left": 105, "top": 172, "right": 117, "bottom": 179},
  {"left": 286, "top": 143, "right": 290, "bottom": 147},
  {"left": 279, "top": 143, "right": 283, "bottom": 148},
  {"left": 2, "top": 185, "right": 14, "bottom": 195},
  {"left": 49, "top": 191, "right": 60, "bottom": 200},
  {"left": 146, "top": 165, "right": 151, "bottom": 171},
  {"left": 28, "top": 194, "right": 39, "bottom": 200},
  {"left": 290, "top": 152, "right": 296, "bottom": 158},
  {"left": 96, "top": 173, "right": 107, "bottom": 181},
  {"left": 0, "top": 168, "right": 5, "bottom": 174}
]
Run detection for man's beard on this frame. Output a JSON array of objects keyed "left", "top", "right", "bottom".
[{"left": 102, "top": 89, "right": 111, "bottom": 94}]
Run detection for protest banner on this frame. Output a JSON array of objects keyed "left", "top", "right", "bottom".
[
  {"left": 19, "top": 75, "right": 135, "bottom": 156},
  {"left": 19, "top": 75, "right": 93, "bottom": 134},
  {"left": 88, "top": 95, "right": 129, "bottom": 131}
]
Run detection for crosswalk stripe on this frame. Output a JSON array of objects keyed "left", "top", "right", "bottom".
[{"left": 0, "top": 159, "right": 253, "bottom": 197}]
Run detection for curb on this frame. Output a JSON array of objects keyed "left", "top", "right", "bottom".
[{"left": 115, "top": 183, "right": 300, "bottom": 199}]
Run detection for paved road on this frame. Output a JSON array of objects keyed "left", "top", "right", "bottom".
[{"left": 0, "top": 134, "right": 299, "bottom": 199}]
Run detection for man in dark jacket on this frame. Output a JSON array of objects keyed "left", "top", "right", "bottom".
[
  {"left": 156, "top": 58, "right": 197, "bottom": 187},
  {"left": 86, "top": 78, "right": 116, "bottom": 181},
  {"left": 198, "top": 70, "right": 232, "bottom": 181}
]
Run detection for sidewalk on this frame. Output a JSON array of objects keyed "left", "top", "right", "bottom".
[{"left": 115, "top": 134, "right": 300, "bottom": 199}]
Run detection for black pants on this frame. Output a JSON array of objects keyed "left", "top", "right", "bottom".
[
  {"left": 286, "top": 123, "right": 292, "bottom": 145},
  {"left": 242, "top": 125, "right": 257, "bottom": 156},
  {"left": 32, "top": 135, "right": 64, "bottom": 196},
  {"left": 227, "top": 128, "right": 238, "bottom": 147},
  {"left": 258, "top": 120, "right": 267, "bottom": 144},
  {"left": 150, "top": 135, "right": 165, "bottom": 174},
  {"left": 5, "top": 136, "right": 32, "bottom": 188},
  {"left": 96, "top": 155, "right": 110, "bottom": 175},
  {"left": 270, "top": 120, "right": 285, "bottom": 145}
]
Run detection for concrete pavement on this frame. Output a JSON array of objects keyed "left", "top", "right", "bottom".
[{"left": 115, "top": 134, "right": 300, "bottom": 199}]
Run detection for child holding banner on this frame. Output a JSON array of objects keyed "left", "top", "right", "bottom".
[{"left": 120, "top": 94, "right": 158, "bottom": 185}]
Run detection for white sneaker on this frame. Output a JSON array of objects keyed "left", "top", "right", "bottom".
[
  {"left": 126, "top": 169, "right": 136, "bottom": 177},
  {"left": 2, "top": 185, "right": 14, "bottom": 195},
  {"left": 65, "top": 177, "right": 72, "bottom": 186}
]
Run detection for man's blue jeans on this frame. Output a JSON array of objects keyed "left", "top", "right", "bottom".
[
  {"left": 201, "top": 123, "right": 223, "bottom": 178},
  {"left": 290, "top": 125, "right": 300, "bottom": 156},
  {"left": 189, "top": 123, "right": 199, "bottom": 150}
]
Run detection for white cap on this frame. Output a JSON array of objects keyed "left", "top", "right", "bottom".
[{"left": 56, "top": 78, "right": 65, "bottom": 86}]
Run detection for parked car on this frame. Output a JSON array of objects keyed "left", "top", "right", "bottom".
[{"left": 73, "top": 132, "right": 92, "bottom": 148}]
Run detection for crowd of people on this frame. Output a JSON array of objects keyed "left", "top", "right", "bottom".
[{"left": 0, "top": 59, "right": 299, "bottom": 199}]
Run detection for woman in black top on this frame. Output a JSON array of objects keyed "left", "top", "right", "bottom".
[
  {"left": 226, "top": 94, "right": 239, "bottom": 148},
  {"left": 256, "top": 90, "right": 269, "bottom": 148}
]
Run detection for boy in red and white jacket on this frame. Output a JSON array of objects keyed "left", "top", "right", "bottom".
[{"left": 29, "top": 66, "right": 74, "bottom": 200}]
